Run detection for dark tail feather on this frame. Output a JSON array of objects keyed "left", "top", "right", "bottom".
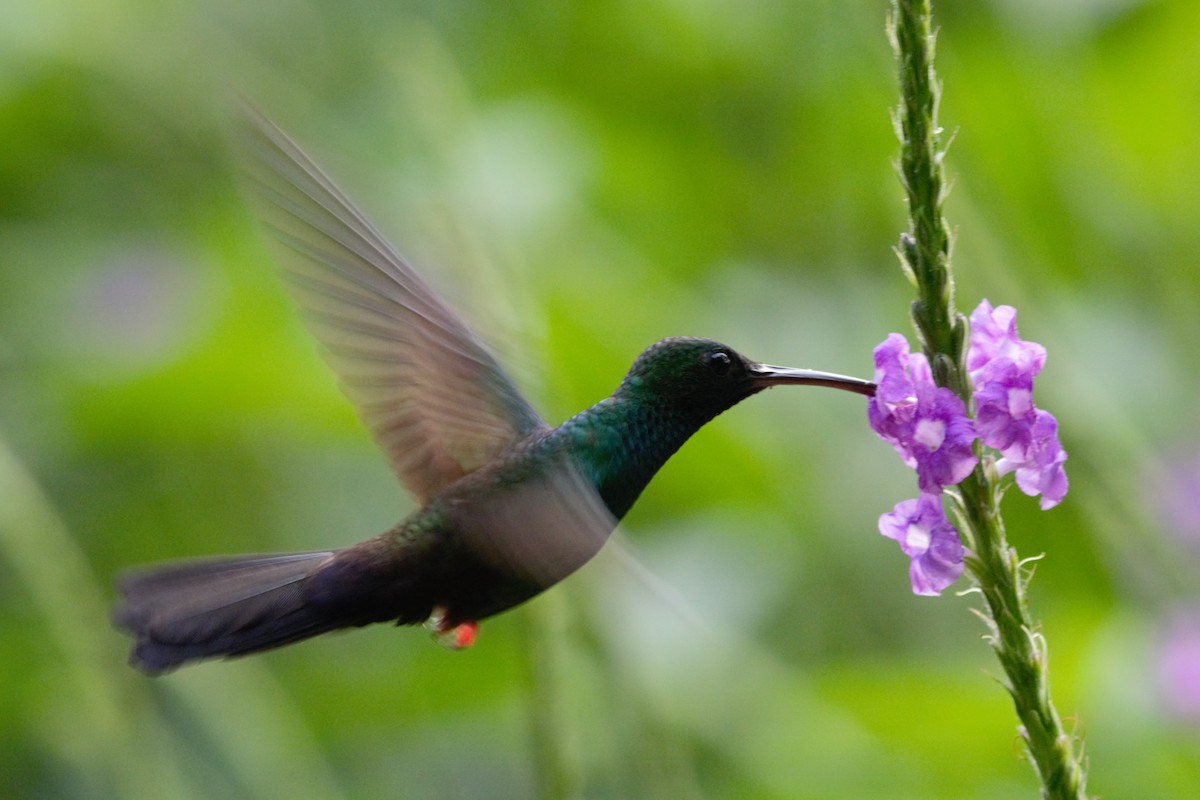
[{"left": 113, "top": 551, "right": 342, "bottom": 674}]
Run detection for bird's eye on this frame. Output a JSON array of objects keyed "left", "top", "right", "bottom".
[{"left": 705, "top": 350, "right": 732, "bottom": 376}]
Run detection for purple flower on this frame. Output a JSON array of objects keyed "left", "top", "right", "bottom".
[
  {"left": 966, "top": 299, "right": 1068, "bottom": 508},
  {"left": 1157, "top": 608, "right": 1200, "bottom": 724},
  {"left": 973, "top": 358, "right": 1037, "bottom": 456},
  {"left": 866, "top": 302, "right": 1066, "bottom": 597},
  {"left": 1150, "top": 447, "right": 1200, "bottom": 549},
  {"left": 967, "top": 300, "right": 1046, "bottom": 381},
  {"left": 868, "top": 334, "right": 978, "bottom": 494},
  {"left": 997, "top": 410, "right": 1068, "bottom": 509},
  {"left": 878, "top": 494, "right": 965, "bottom": 596}
]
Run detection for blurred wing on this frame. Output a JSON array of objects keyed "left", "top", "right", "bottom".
[
  {"left": 239, "top": 106, "right": 546, "bottom": 502},
  {"left": 452, "top": 455, "right": 708, "bottom": 624},
  {"left": 453, "top": 453, "right": 620, "bottom": 594}
]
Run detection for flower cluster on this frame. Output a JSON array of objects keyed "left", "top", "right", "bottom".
[
  {"left": 968, "top": 301, "right": 1068, "bottom": 510},
  {"left": 868, "top": 300, "right": 1068, "bottom": 595}
]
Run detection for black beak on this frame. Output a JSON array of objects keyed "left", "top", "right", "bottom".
[{"left": 749, "top": 363, "right": 876, "bottom": 397}]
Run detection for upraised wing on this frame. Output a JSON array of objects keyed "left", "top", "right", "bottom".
[{"left": 239, "top": 107, "right": 547, "bottom": 502}]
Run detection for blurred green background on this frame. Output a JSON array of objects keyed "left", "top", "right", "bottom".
[{"left": 2, "top": 0, "right": 1198, "bottom": 797}]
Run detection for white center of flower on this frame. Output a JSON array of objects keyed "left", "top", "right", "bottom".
[
  {"left": 914, "top": 418, "right": 946, "bottom": 451},
  {"left": 1007, "top": 387, "right": 1033, "bottom": 416},
  {"left": 905, "top": 522, "right": 931, "bottom": 553}
]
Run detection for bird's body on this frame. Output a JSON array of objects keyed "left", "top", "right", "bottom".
[{"left": 113, "top": 109, "right": 874, "bottom": 674}]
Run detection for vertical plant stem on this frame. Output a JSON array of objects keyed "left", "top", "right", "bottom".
[
  {"left": 521, "top": 592, "right": 583, "bottom": 800},
  {"left": 889, "top": 2, "right": 1090, "bottom": 797},
  {"left": 0, "top": 435, "right": 182, "bottom": 799},
  {"left": 0, "top": 435, "right": 349, "bottom": 800}
]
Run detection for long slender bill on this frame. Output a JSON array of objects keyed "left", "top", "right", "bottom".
[{"left": 750, "top": 364, "right": 876, "bottom": 396}]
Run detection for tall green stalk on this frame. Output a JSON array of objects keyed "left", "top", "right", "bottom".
[
  {"left": 888, "top": 2, "right": 1090, "bottom": 797},
  {"left": 522, "top": 593, "right": 584, "bottom": 800}
]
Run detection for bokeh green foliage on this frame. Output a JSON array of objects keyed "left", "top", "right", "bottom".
[{"left": 1, "top": 1, "right": 1198, "bottom": 798}]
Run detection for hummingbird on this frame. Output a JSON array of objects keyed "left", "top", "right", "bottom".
[{"left": 112, "top": 109, "right": 876, "bottom": 674}]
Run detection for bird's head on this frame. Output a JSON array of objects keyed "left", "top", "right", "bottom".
[{"left": 616, "top": 337, "right": 875, "bottom": 422}]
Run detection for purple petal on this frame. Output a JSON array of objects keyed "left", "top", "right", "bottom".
[
  {"left": 868, "top": 334, "right": 919, "bottom": 464},
  {"left": 997, "top": 410, "right": 1068, "bottom": 509},
  {"left": 967, "top": 299, "right": 1046, "bottom": 380},
  {"left": 868, "top": 334, "right": 918, "bottom": 438},
  {"left": 907, "top": 350, "right": 934, "bottom": 386},
  {"left": 872, "top": 333, "right": 917, "bottom": 406},
  {"left": 878, "top": 494, "right": 965, "bottom": 596},
  {"left": 911, "top": 387, "right": 978, "bottom": 494},
  {"left": 868, "top": 334, "right": 978, "bottom": 492},
  {"left": 973, "top": 358, "right": 1037, "bottom": 456}
]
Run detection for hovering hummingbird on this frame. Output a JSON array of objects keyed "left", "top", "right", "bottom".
[{"left": 112, "top": 109, "right": 876, "bottom": 674}]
